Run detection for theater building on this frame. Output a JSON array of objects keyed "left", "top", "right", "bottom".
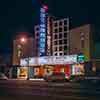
[{"left": 19, "top": 54, "right": 84, "bottom": 79}]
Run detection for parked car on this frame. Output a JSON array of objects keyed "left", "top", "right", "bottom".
[
  {"left": 0, "top": 73, "right": 8, "bottom": 80},
  {"left": 44, "top": 73, "right": 70, "bottom": 82},
  {"left": 70, "top": 75, "right": 100, "bottom": 83},
  {"left": 70, "top": 75, "right": 85, "bottom": 82},
  {"left": 83, "top": 75, "right": 100, "bottom": 83}
]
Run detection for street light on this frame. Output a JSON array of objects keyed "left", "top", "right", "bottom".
[{"left": 20, "top": 37, "right": 26, "bottom": 43}]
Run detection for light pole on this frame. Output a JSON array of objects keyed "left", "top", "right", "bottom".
[
  {"left": 25, "top": 57, "right": 30, "bottom": 80},
  {"left": 19, "top": 37, "right": 30, "bottom": 79},
  {"left": 19, "top": 37, "right": 27, "bottom": 63}
]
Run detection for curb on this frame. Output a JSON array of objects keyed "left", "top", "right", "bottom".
[{"left": 7, "top": 79, "right": 44, "bottom": 81}]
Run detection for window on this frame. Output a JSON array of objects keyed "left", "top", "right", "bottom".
[
  {"left": 36, "top": 43, "right": 38, "bottom": 47},
  {"left": 64, "top": 33, "right": 67, "bottom": 38},
  {"left": 40, "top": 28, "right": 45, "bottom": 32},
  {"left": 36, "top": 38, "right": 38, "bottom": 42},
  {"left": 81, "top": 40, "right": 84, "bottom": 48},
  {"left": 59, "top": 53, "right": 62, "bottom": 56},
  {"left": 54, "top": 47, "right": 57, "bottom": 51},
  {"left": 54, "top": 34, "right": 57, "bottom": 39},
  {"left": 80, "top": 32, "right": 84, "bottom": 36},
  {"left": 59, "top": 46, "right": 62, "bottom": 51},
  {"left": 59, "top": 21, "right": 62, "bottom": 26},
  {"left": 36, "top": 27, "right": 39, "bottom": 31},
  {"left": 64, "top": 39, "right": 67, "bottom": 44},
  {"left": 40, "top": 24, "right": 45, "bottom": 28},
  {"left": 80, "top": 33, "right": 85, "bottom": 40},
  {"left": 54, "top": 22, "right": 57, "bottom": 27},
  {"left": 54, "top": 41, "right": 57, "bottom": 45},
  {"left": 86, "top": 35, "right": 89, "bottom": 40},
  {"left": 55, "top": 53, "right": 57, "bottom": 56},
  {"left": 54, "top": 28, "right": 58, "bottom": 33},
  {"left": 40, "top": 33, "right": 45, "bottom": 37},
  {"left": 59, "top": 40, "right": 62, "bottom": 44},
  {"left": 59, "top": 34, "right": 62, "bottom": 38},
  {"left": 64, "top": 26, "right": 67, "bottom": 31},
  {"left": 59, "top": 27, "right": 62, "bottom": 32},
  {"left": 64, "top": 20, "right": 67, "bottom": 25},
  {"left": 64, "top": 46, "right": 67, "bottom": 50},
  {"left": 36, "top": 33, "right": 39, "bottom": 37}
]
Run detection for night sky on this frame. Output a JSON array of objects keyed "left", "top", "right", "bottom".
[{"left": 0, "top": 0, "right": 100, "bottom": 53}]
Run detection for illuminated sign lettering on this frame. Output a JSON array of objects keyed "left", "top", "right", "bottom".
[
  {"left": 46, "top": 16, "right": 51, "bottom": 55},
  {"left": 77, "top": 54, "right": 85, "bottom": 63},
  {"left": 39, "top": 5, "right": 48, "bottom": 56},
  {"left": 20, "top": 55, "right": 78, "bottom": 66}
]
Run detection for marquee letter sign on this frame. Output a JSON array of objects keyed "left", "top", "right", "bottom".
[{"left": 39, "top": 5, "right": 48, "bottom": 56}]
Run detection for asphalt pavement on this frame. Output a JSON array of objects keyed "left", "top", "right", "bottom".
[{"left": 0, "top": 80, "right": 100, "bottom": 100}]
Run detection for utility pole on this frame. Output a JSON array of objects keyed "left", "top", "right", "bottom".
[{"left": 25, "top": 57, "right": 30, "bottom": 80}]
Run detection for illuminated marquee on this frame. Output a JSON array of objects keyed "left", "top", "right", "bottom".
[
  {"left": 20, "top": 55, "right": 78, "bottom": 66},
  {"left": 39, "top": 5, "right": 48, "bottom": 56},
  {"left": 46, "top": 16, "right": 51, "bottom": 56}
]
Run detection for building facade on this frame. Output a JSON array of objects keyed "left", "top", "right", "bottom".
[
  {"left": 12, "top": 23, "right": 94, "bottom": 79},
  {"left": 52, "top": 18, "right": 70, "bottom": 56},
  {"left": 34, "top": 25, "right": 40, "bottom": 57},
  {"left": 12, "top": 4, "right": 95, "bottom": 79},
  {"left": 70, "top": 24, "right": 93, "bottom": 61},
  {"left": 12, "top": 36, "right": 35, "bottom": 65},
  {"left": 34, "top": 17, "right": 92, "bottom": 61},
  {"left": 34, "top": 17, "right": 70, "bottom": 56}
]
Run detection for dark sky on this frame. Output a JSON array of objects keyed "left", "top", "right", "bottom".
[{"left": 0, "top": 0, "right": 100, "bottom": 53}]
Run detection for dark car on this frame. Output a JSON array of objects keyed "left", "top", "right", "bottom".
[
  {"left": 44, "top": 73, "right": 70, "bottom": 82},
  {"left": 70, "top": 75, "right": 84, "bottom": 82},
  {"left": 70, "top": 75, "right": 100, "bottom": 83}
]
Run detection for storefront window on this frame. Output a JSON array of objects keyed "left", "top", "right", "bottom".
[
  {"left": 18, "top": 67, "right": 28, "bottom": 79},
  {"left": 34, "top": 67, "right": 40, "bottom": 78},
  {"left": 72, "top": 64, "right": 84, "bottom": 75},
  {"left": 60, "top": 68, "right": 64, "bottom": 73},
  {"left": 44, "top": 65, "right": 53, "bottom": 76},
  {"left": 34, "top": 68, "right": 39, "bottom": 76}
]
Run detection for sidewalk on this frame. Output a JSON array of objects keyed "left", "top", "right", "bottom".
[
  {"left": 7, "top": 78, "right": 44, "bottom": 81},
  {"left": 29, "top": 78, "right": 44, "bottom": 81}
]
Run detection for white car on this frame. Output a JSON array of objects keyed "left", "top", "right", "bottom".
[{"left": 0, "top": 74, "right": 8, "bottom": 80}]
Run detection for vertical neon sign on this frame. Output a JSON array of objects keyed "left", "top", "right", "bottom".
[
  {"left": 39, "top": 5, "right": 48, "bottom": 56},
  {"left": 46, "top": 16, "right": 51, "bottom": 56}
]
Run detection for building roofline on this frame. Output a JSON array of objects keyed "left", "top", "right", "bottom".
[{"left": 70, "top": 24, "right": 91, "bottom": 31}]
